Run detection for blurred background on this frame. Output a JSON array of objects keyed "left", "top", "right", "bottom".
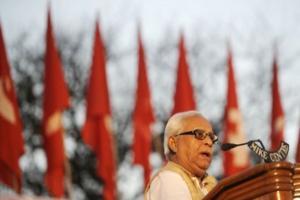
[{"left": 0, "top": 0, "right": 300, "bottom": 199}]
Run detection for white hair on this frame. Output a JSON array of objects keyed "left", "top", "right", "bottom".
[{"left": 164, "top": 110, "right": 203, "bottom": 159}]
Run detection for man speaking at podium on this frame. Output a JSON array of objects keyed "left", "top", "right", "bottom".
[{"left": 145, "top": 111, "right": 217, "bottom": 200}]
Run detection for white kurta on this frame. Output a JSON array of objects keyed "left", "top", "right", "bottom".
[{"left": 145, "top": 170, "right": 208, "bottom": 200}]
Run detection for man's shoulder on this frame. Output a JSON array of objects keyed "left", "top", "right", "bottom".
[
  {"left": 149, "top": 169, "right": 187, "bottom": 189},
  {"left": 155, "top": 169, "right": 184, "bottom": 181},
  {"left": 146, "top": 169, "right": 190, "bottom": 199}
]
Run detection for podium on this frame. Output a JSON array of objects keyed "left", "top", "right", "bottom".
[{"left": 203, "top": 162, "right": 300, "bottom": 200}]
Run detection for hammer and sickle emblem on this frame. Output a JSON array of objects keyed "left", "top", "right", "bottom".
[{"left": 0, "top": 77, "right": 16, "bottom": 124}]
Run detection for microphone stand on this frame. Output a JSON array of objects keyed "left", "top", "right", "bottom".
[{"left": 220, "top": 139, "right": 289, "bottom": 163}]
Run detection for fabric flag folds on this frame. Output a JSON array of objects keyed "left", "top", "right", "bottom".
[
  {"left": 42, "top": 11, "right": 70, "bottom": 197},
  {"left": 270, "top": 56, "right": 285, "bottom": 151},
  {"left": 172, "top": 35, "right": 196, "bottom": 114},
  {"left": 0, "top": 24, "right": 24, "bottom": 193},
  {"left": 81, "top": 21, "right": 117, "bottom": 200},
  {"left": 132, "top": 31, "right": 155, "bottom": 187},
  {"left": 223, "top": 49, "right": 250, "bottom": 177}
]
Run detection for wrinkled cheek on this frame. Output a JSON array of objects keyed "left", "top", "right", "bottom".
[
  {"left": 187, "top": 153, "right": 197, "bottom": 162},
  {"left": 197, "top": 156, "right": 211, "bottom": 168},
  {"left": 189, "top": 154, "right": 202, "bottom": 167}
]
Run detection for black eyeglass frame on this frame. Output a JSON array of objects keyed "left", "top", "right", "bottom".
[{"left": 175, "top": 129, "right": 218, "bottom": 144}]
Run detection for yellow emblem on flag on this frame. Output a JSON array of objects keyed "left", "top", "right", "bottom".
[
  {"left": 0, "top": 77, "right": 16, "bottom": 124},
  {"left": 227, "top": 108, "right": 249, "bottom": 167},
  {"left": 46, "top": 111, "right": 62, "bottom": 135}
]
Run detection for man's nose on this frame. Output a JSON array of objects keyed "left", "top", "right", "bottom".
[{"left": 202, "top": 135, "right": 213, "bottom": 147}]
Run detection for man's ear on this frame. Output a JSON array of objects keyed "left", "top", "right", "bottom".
[{"left": 168, "top": 136, "right": 177, "bottom": 153}]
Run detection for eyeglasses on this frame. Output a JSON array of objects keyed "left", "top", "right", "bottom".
[{"left": 175, "top": 129, "right": 218, "bottom": 144}]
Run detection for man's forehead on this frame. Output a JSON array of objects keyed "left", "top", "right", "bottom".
[{"left": 182, "top": 115, "right": 212, "bottom": 130}]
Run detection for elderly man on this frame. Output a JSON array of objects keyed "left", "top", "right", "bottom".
[{"left": 145, "top": 111, "right": 218, "bottom": 200}]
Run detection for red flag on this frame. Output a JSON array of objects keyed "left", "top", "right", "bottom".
[
  {"left": 172, "top": 35, "right": 196, "bottom": 114},
  {"left": 223, "top": 49, "right": 250, "bottom": 177},
  {"left": 132, "top": 31, "right": 155, "bottom": 187},
  {"left": 81, "top": 21, "right": 116, "bottom": 200},
  {"left": 42, "top": 11, "right": 70, "bottom": 197},
  {"left": 0, "top": 24, "right": 24, "bottom": 193},
  {"left": 270, "top": 57, "right": 284, "bottom": 151}
]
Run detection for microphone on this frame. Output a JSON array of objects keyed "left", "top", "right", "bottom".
[
  {"left": 220, "top": 140, "right": 289, "bottom": 163},
  {"left": 221, "top": 141, "right": 250, "bottom": 151}
]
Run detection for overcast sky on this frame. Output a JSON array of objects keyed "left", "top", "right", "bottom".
[{"left": 1, "top": 0, "right": 300, "bottom": 42}]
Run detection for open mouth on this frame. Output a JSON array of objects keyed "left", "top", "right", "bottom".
[{"left": 200, "top": 151, "right": 211, "bottom": 158}]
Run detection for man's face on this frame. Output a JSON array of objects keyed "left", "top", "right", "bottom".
[{"left": 171, "top": 116, "right": 214, "bottom": 177}]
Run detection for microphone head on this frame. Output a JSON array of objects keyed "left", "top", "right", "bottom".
[{"left": 221, "top": 143, "right": 238, "bottom": 151}]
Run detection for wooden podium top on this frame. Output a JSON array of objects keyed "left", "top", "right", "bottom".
[{"left": 203, "top": 162, "right": 297, "bottom": 200}]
